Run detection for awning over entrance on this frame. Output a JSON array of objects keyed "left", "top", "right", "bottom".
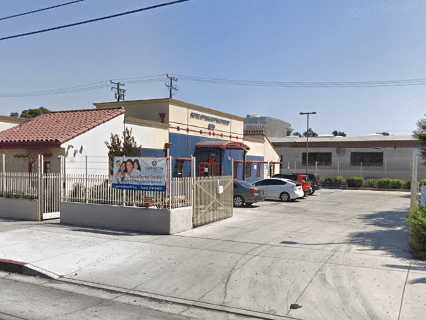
[{"left": 195, "top": 140, "right": 250, "bottom": 151}]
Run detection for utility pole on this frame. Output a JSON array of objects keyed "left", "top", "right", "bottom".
[
  {"left": 165, "top": 74, "right": 178, "bottom": 99},
  {"left": 110, "top": 81, "right": 126, "bottom": 102},
  {"left": 299, "top": 111, "right": 317, "bottom": 174}
]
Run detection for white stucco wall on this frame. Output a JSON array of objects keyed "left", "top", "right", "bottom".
[
  {"left": 62, "top": 114, "right": 125, "bottom": 175},
  {"left": 125, "top": 123, "right": 168, "bottom": 149}
]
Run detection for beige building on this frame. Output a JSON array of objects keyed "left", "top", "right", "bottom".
[{"left": 96, "top": 98, "right": 280, "bottom": 180}]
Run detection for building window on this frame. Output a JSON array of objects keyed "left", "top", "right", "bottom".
[
  {"left": 245, "top": 163, "right": 252, "bottom": 178},
  {"left": 302, "top": 152, "right": 332, "bottom": 166},
  {"left": 350, "top": 152, "right": 383, "bottom": 167}
]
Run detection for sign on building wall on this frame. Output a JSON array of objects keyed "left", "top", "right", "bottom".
[{"left": 112, "top": 157, "right": 167, "bottom": 191}]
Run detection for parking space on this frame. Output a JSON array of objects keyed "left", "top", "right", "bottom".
[{"left": 0, "top": 189, "right": 424, "bottom": 320}]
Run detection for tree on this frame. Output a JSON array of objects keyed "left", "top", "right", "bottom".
[
  {"left": 19, "top": 107, "right": 50, "bottom": 118},
  {"left": 332, "top": 130, "right": 347, "bottom": 137},
  {"left": 415, "top": 119, "right": 426, "bottom": 159},
  {"left": 9, "top": 112, "right": 19, "bottom": 117},
  {"left": 292, "top": 131, "right": 302, "bottom": 137},
  {"left": 286, "top": 127, "right": 293, "bottom": 136},
  {"left": 105, "top": 128, "right": 141, "bottom": 158},
  {"left": 105, "top": 128, "right": 141, "bottom": 174},
  {"left": 303, "top": 128, "right": 318, "bottom": 137}
]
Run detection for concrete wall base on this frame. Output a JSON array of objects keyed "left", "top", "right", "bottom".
[
  {"left": 61, "top": 202, "right": 193, "bottom": 235},
  {"left": 0, "top": 198, "right": 39, "bottom": 221}
]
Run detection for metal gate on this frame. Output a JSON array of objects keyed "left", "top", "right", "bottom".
[
  {"left": 39, "top": 173, "right": 61, "bottom": 220},
  {"left": 193, "top": 176, "right": 233, "bottom": 227}
]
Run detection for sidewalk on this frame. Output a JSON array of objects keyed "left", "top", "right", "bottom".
[{"left": 0, "top": 190, "right": 425, "bottom": 320}]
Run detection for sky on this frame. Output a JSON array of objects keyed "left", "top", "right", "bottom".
[{"left": 1, "top": 0, "right": 426, "bottom": 135}]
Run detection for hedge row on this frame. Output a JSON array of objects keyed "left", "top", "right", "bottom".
[
  {"left": 320, "top": 176, "right": 411, "bottom": 190},
  {"left": 409, "top": 208, "right": 426, "bottom": 259}
]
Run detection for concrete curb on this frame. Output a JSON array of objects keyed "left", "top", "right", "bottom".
[
  {"left": 321, "top": 186, "right": 410, "bottom": 192},
  {"left": 0, "top": 258, "right": 59, "bottom": 280},
  {"left": 0, "top": 258, "right": 301, "bottom": 320}
]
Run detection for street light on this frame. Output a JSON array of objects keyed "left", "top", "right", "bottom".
[{"left": 299, "top": 112, "right": 317, "bottom": 174}]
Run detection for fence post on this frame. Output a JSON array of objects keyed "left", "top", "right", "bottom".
[
  {"left": 169, "top": 156, "right": 173, "bottom": 209},
  {"left": 1, "top": 153, "right": 5, "bottom": 197},
  {"left": 410, "top": 150, "right": 419, "bottom": 212},
  {"left": 61, "top": 155, "right": 66, "bottom": 201},
  {"left": 37, "top": 154, "right": 43, "bottom": 221},
  {"left": 85, "top": 155, "right": 88, "bottom": 204},
  {"left": 191, "top": 156, "right": 196, "bottom": 208}
]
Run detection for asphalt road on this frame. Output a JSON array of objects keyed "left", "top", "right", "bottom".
[{"left": 0, "top": 273, "right": 193, "bottom": 320}]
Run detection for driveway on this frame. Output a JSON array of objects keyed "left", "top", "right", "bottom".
[{"left": 0, "top": 189, "right": 425, "bottom": 320}]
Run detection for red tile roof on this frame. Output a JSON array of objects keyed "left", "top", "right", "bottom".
[{"left": 0, "top": 108, "right": 124, "bottom": 147}]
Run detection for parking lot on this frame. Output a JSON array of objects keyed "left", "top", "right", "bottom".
[{"left": 0, "top": 189, "right": 425, "bottom": 320}]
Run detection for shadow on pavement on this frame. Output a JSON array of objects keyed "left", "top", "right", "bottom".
[
  {"left": 68, "top": 227, "right": 143, "bottom": 236},
  {"left": 348, "top": 209, "right": 412, "bottom": 259},
  {"left": 279, "top": 208, "right": 414, "bottom": 261}
]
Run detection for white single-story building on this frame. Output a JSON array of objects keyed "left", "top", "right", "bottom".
[
  {"left": 0, "top": 108, "right": 125, "bottom": 174},
  {"left": 272, "top": 135, "right": 426, "bottom": 181}
]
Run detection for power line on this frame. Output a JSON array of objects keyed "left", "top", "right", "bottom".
[
  {"left": 0, "top": 0, "right": 190, "bottom": 41},
  {"left": 6, "top": 72, "right": 426, "bottom": 99},
  {"left": 0, "top": 0, "right": 85, "bottom": 22},
  {"left": 0, "top": 76, "right": 164, "bottom": 98},
  {"left": 175, "top": 74, "right": 426, "bottom": 88}
]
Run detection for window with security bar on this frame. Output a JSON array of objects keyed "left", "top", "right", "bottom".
[
  {"left": 350, "top": 152, "right": 383, "bottom": 167},
  {"left": 302, "top": 152, "right": 332, "bottom": 166}
]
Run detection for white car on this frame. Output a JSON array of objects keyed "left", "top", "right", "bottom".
[{"left": 253, "top": 178, "right": 304, "bottom": 201}]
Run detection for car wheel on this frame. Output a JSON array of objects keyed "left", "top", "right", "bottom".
[
  {"left": 234, "top": 195, "right": 244, "bottom": 207},
  {"left": 280, "top": 192, "right": 290, "bottom": 202}
]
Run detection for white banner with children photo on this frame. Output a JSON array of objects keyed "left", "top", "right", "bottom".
[{"left": 112, "top": 157, "right": 167, "bottom": 191}]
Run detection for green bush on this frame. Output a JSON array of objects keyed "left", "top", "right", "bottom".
[
  {"left": 320, "top": 176, "right": 346, "bottom": 188},
  {"left": 419, "top": 179, "right": 426, "bottom": 186},
  {"left": 403, "top": 181, "right": 411, "bottom": 190},
  {"left": 320, "top": 177, "right": 333, "bottom": 186},
  {"left": 346, "top": 176, "right": 364, "bottom": 188},
  {"left": 364, "top": 179, "right": 378, "bottom": 188},
  {"left": 389, "top": 179, "right": 403, "bottom": 189},
  {"left": 408, "top": 208, "right": 426, "bottom": 260},
  {"left": 334, "top": 176, "right": 346, "bottom": 187}
]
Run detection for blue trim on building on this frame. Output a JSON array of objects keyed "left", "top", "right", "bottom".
[
  {"left": 169, "top": 132, "right": 246, "bottom": 177},
  {"left": 140, "top": 148, "right": 165, "bottom": 158}
]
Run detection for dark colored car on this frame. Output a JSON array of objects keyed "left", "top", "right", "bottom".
[
  {"left": 272, "top": 173, "right": 314, "bottom": 195},
  {"left": 302, "top": 173, "right": 320, "bottom": 191},
  {"left": 233, "top": 179, "right": 264, "bottom": 207}
]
